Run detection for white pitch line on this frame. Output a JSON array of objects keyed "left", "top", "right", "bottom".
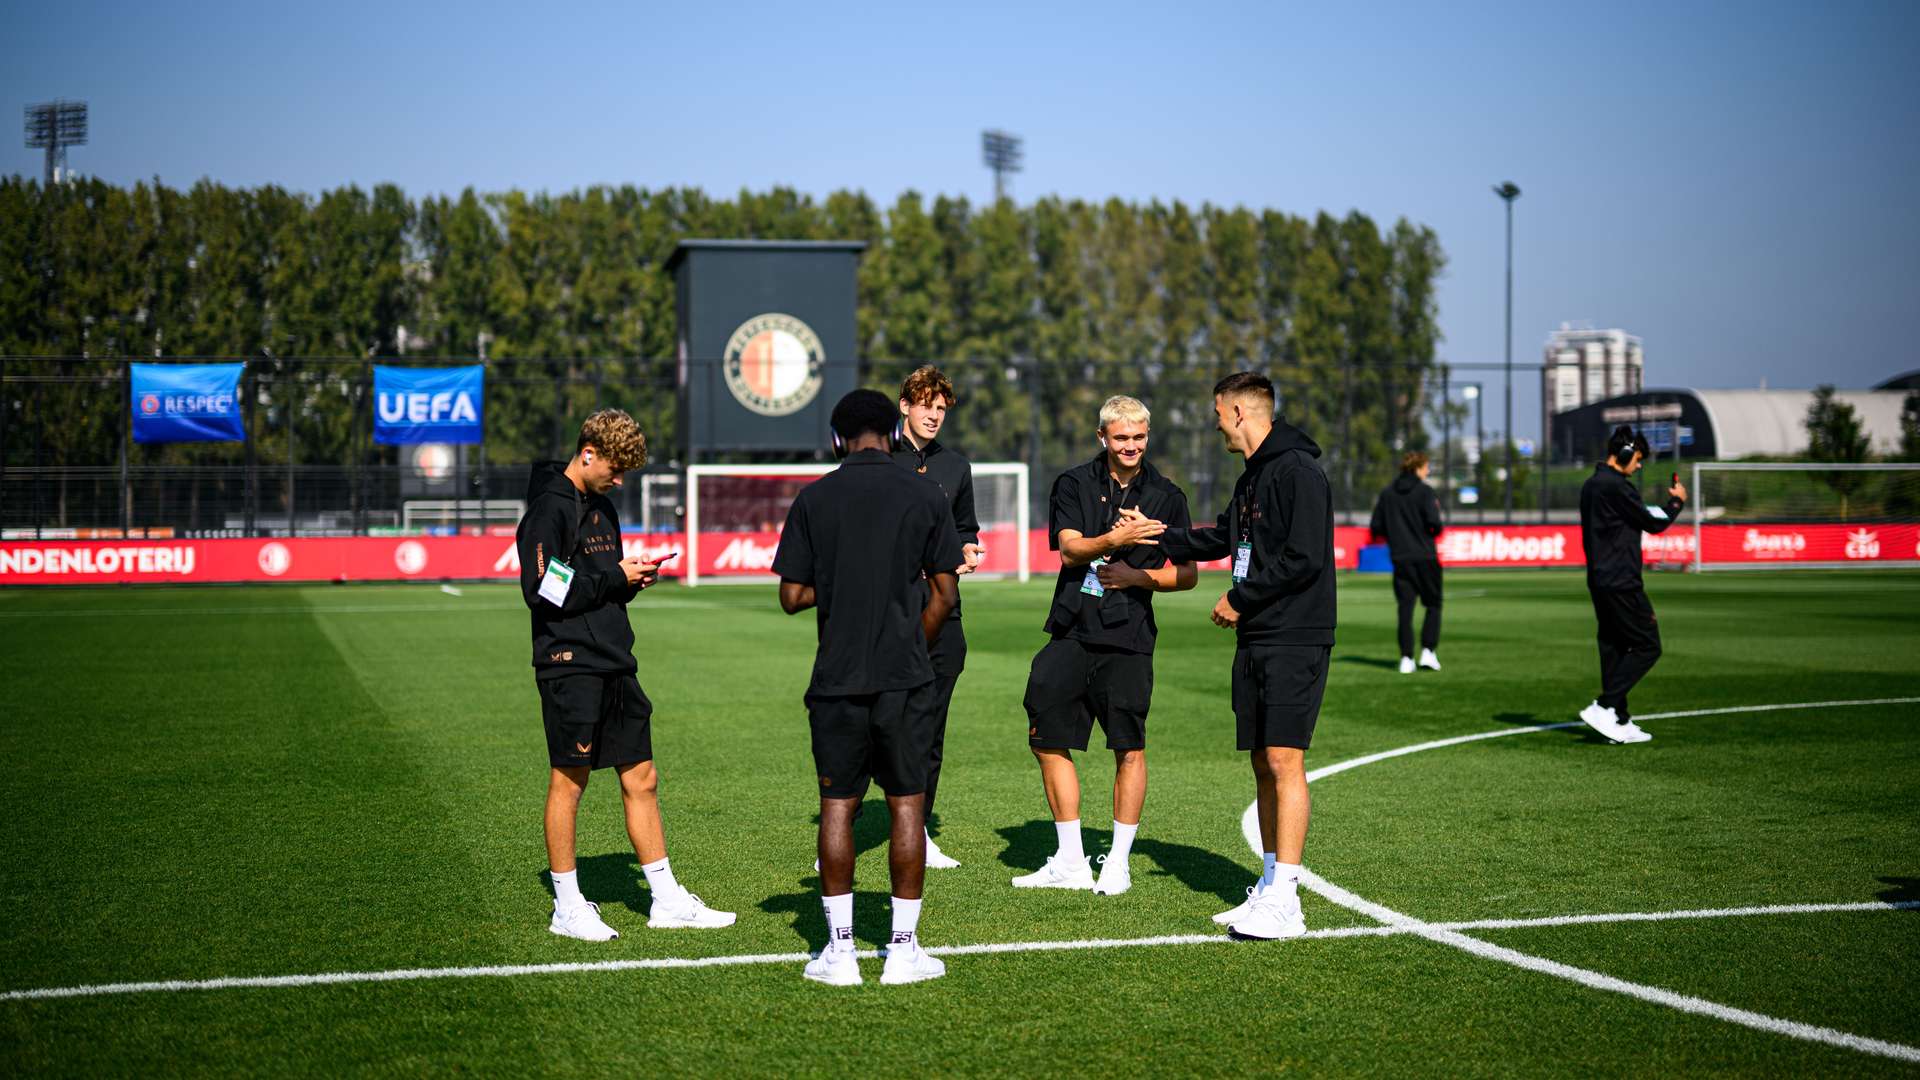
[
  {"left": 1237, "top": 695, "right": 1920, "bottom": 1064},
  {"left": 7, "top": 902, "right": 1914, "bottom": 1004}
]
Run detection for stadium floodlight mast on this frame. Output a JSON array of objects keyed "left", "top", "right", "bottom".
[
  {"left": 25, "top": 100, "right": 88, "bottom": 187},
  {"left": 1493, "top": 180, "right": 1520, "bottom": 521},
  {"left": 982, "top": 129, "right": 1023, "bottom": 202}
]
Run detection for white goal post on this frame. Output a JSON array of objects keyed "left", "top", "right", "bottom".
[
  {"left": 1690, "top": 461, "right": 1920, "bottom": 571},
  {"left": 684, "top": 462, "right": 1030, "bottom": 586}
]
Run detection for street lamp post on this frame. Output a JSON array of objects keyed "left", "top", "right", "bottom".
[
  {"left": 1494, "top": 181, "right": 1520, "bottom": 522},
  {"left": 1461, "top": 383, "right": 1485, "bottom": 523}
]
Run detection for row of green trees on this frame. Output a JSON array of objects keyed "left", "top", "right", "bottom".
[{"left": 1, "top": 177, "right": 1444, "bottom": 502}]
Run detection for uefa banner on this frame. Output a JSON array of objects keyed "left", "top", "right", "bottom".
[
  {"left": 130, "top": 362, "right": 247, "bottom": 443},
  {"left": 374, "top": 365, "right": 484, "bottom": 445}
]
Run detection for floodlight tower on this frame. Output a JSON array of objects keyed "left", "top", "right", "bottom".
[
  {"left": 982, "top": 129, "right": 1023, "bottom": 202},
  {"left": 1493, "top": 180, "right": 1520, "bottom": 520},
  {"left": 25, "top": 100, "right": 88, "bottom": 187}
]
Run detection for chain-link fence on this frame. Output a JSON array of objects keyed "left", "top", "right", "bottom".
[{"left": 2, "top": 355, "right": 1573, "bottom": 539}]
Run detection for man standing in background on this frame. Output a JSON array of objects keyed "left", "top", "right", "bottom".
[
  {"left": 1368, "top": 451, "right": 1445, "bottom": 674},
  {"left": 894, "top": 366, "right": 984, "bottom": 869}
]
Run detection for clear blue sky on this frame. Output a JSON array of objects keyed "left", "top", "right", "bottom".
[{"left": 7, "top": 0, "right": 1917, "bottom": 440}]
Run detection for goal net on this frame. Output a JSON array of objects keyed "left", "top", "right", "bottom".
[
  {"left": 683, "top": 462, "right": 1029, "bottom": 586},
  {"left": 1690, "top": 462, "right": 1920, "bottom": 570}
]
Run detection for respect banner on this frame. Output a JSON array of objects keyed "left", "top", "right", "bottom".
[
  {"left": 374, "top": 365, "right": 484, "bottom": 445},
  {"left": 130, "top": 363, "right": 246, "bottom": 443}
]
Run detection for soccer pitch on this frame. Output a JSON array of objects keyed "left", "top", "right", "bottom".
[{"left": 2, "top": 571, "right": 1917, "bottom": 1077}]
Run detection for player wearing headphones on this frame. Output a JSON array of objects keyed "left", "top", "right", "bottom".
[{"left": 1577, "top": 425, "right": 1687, "bottom": 744}]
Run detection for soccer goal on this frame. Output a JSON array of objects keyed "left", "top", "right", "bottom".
[
  {"left": 683, "top": 462, "right": 1030, "bottom": 586},
  {"left": 1690, "top": 462, "right": 1920, "bottom": 571}
]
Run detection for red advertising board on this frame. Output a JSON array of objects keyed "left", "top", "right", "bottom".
[{"left": 2, "top": 524, "right": 1914, "bottom": 585}]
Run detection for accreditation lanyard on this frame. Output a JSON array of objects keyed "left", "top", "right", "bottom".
[
  {"left": 1080, "top": 471, "right": 1140, "bottom": 597},
  {"left": 1233, "top": 484, "right": 1253, "bottom": 583}
]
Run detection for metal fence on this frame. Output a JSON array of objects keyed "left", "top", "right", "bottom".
[{"left": 2, "top": 355, "right": 1571, "bottom": 539}]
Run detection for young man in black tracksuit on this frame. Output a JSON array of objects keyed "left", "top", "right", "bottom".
[
  {"left": 517, "top": 408, "right": 734, "bottom": 941},
  {"left": 1139, "top": 371, "right": 1335, "bottom": 942},
  {"left": 892, "top": 366, "right": 982, "bottom": 869},
  {"left": 774, "top": 389, "right": 964, "bottom": 987},
  {"left": 1578, "top": 425, "right": 1687, "bottom": 745},
  {"left": 1368, "top": 451, "right": 1446, "bottom": 674},
  {"left": 1013, "top": 395, "right": 1196, "bottom": 898}
]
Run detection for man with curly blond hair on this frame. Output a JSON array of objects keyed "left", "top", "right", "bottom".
[{"left": 517, "top": 408, "right": 734, "bottom": 941}]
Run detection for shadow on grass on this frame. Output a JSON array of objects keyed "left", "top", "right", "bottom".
[
  {"left": 759, "top": 888, "right": 899, "bottom": 951},
  {"left": 1492, "top": 710, "right": 1614, "bottom": 745},
  {"left": 534, "top": 853, "right": 657, "bottom": 917},
  {"left": 1877, "top": 876, "right": 1920, "bottom": 907},
  {"left": 996, "top": 818, "right": 1252, "bottom": 906},
  {"left": 1336, "top": 654, "right": 1405, "bottom": 671}
]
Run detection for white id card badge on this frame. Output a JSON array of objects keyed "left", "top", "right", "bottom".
[
  {"left": 1232, "top": 542, "right": 1252, "bottom": 583},
  {"left": 538, "top": 558, "right": 574, "bottom": 607},
  {"left": 1080, "top": 557, "right": 1107, "bottom": 597}
]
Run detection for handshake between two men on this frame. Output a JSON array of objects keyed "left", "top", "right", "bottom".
[{"left": 1105, "top": 507, "right": 1242, "bottom": 630}]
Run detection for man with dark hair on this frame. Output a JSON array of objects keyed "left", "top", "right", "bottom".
[
  {"left": 1369, "top": 450, "right": 1446, "bottom": 674},
  {"left": 1014, "top": 395, "right": 1195, "bottom": 897},
  {"left": 517, "top": 408, "right": 735, "bottom": 942},
  {"left": 1578, "top": 425, "right": 1687, "bottom": 744},
  {"left": 893, "top": 365, "right": 981, "bottom": 869},
  {"left": 775, "top": 388, "right": 965, "bottom": 986},
  {"left": 1131, "top": 371, "right": 1335, "bottom": 941}
]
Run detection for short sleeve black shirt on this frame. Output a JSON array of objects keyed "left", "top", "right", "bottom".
[
  {"left": 1043, "top": 455, "right": 1192, "bottom": 654},
  {"left": 773, "top": 449, "right": 966, "bottom": 696}
]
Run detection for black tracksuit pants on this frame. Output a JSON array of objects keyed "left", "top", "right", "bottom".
[
  {"left": 1591, "top": 586, "right": 1663, "bottom": 721},
  {"left": 1392, "top": 559, "right": 1443, "bottom": 658}
]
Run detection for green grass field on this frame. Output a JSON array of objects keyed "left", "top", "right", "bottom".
[{"left": 2, "top": 570, "right": 1917, "bottom": 1077}]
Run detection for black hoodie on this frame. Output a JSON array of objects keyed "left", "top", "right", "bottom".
[
  {"left": 516, "top": 461, "right": 642, "bottom": 678},
  {"left": 1580, "top": 463, "right": 1685, "bottom": 592},
  {"left": 1368, "top": 473, "right": 1443, "bottom": 563},
  {"left": 1157, "top": 421, "right": 1337, "bottom": 646}
]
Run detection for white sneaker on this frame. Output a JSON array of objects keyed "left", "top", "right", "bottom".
[
  {"left": 925, "top": 831, "right": 961, "bottom": 869},
  {"left": 803, "top": 947, "right": 862, "bottom": 986},
  {"left": 1398, "top": 656, "right": 1416, "bottom": 674},
  {"left": 879, "top": 940, "right": 946, "bottom": 985},
  {"left": 1578, "top": 701, "right": 1642, "bottom": 745},
  {"left": 1212, "top": 881, "right": 1266, "bottom": 925},
  {"left": 1092, "top": 854, "right": 1131, "bottom": 896},
  {"left": 549, "top": 900, "right": 620, "bottom": 942},
  {"left": 1419, "top": 648, "right": 1441, "bottom": 671},
  {"left": 647, "top": 891, "right": 737, "bottom": 929},
  {"left": 1011, "top": 855, "right": 1095, "bottom": 889},
  {"left": 1230, "top": 888, "right": 1306, "bottom": 940}
]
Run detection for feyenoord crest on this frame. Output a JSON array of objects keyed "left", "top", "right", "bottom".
[{"left": 723, "top": 313, "right": 826, "bottom": 417}]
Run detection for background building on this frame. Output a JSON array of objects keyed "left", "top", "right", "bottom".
[
  {"left": 1542, "top": 324, "right": 1644, "bottom": 414},
  {"left": 1550, "top": 386, "right": 1911, "bottom": 462}
]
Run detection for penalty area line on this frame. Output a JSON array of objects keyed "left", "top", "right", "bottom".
[{"left": 3, "top": 901, "right": 1915, "bottom": 1004}]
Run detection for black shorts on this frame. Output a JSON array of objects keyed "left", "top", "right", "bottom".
[
  {"left": 1231, "top": 644, "right": 1329, "bottom": 751},
  {"left": 807, "top": 682, "right": 939, "bottom": 799},
  {"left": 1023, "top": 638, "right": 1153, "bottom": 752},
  {"left": 538, "top": 673, "right": 654, "bottom": 770}
]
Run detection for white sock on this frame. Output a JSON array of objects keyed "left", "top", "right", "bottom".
[
  {"left": 924, "top": 827, "right": 942, "bottom": 850},
  {"left": 550, "top": 868, "right": 585, "bottom": 910},
  {"left": 1109, "top": 820, "right": 1139, "bottom": 863},
  {"left": 890, "top": 896, "right": 922, "bottom": 949},
  {"left": 1055, "top": 819, "right": 1084, "bottom": 863},
  {"left": 823, "top": 892, "right": 855, "bottom": 953},
  {"left": 641, "top": 856, "right": 683, "bottom": 901},
  {"left": 1260, "top": 852, "right": 1277, "bottom": 888},
  {"left": 1273, "top": 861, "right": 1303, "bottom": 898}
]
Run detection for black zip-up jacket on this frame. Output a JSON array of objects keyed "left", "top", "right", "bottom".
[
  {"left": 894, "top": 437, "right": 978, "bottom": 620},
  {"left": 516, "top": 461, "right": 642, "bottom": 678},
  {"left": 1157, "top": 421, "right": 1337, "bottom": 646},
  {"left": 1579, "top": 463, "right": 1685, "bottom": 592},
  {"left": 1368, "top": 473, "right": 1443, "bottom": 563}
]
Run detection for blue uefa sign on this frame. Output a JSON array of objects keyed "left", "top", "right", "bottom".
[
  {"left": 373, "top": 366, "right": 484, "bottom": 445},
  {"left": 129, "top": 363, "right": 247, "bottom": 443}
]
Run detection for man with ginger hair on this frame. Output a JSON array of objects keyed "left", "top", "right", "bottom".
[{"left": 517, "top": 408, "right": 735, "bottom": 941}]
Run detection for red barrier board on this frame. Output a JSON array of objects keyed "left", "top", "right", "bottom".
[{"left": 3, "top": 524, "right": 1914, "bottom": 585}]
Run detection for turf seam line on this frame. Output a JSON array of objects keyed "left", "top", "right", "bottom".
[
  {"left": 4, "top": 901, "right": 1913, "bottom": 1004},
  {"left": 1268, "top": 696, "right": 1920, "bottom": 1065}
]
